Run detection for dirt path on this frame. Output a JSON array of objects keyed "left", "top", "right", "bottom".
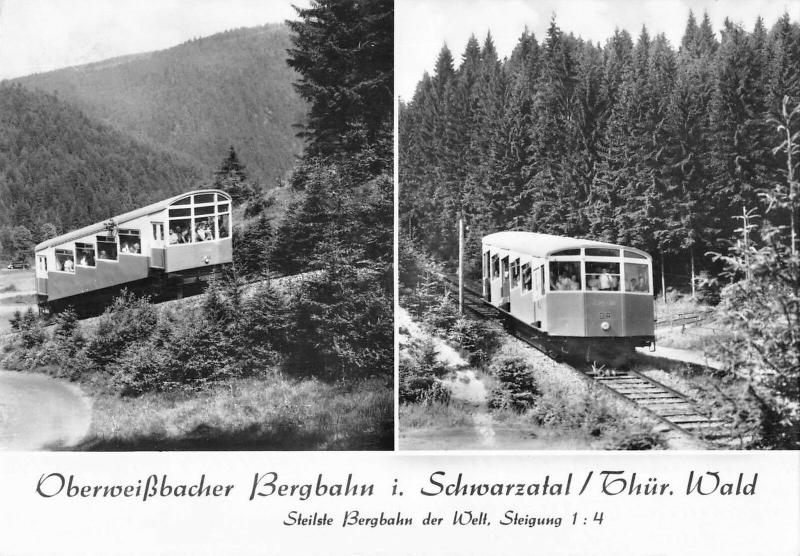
[{"left": 0, "top": 370, "right": 92, "bottom": 450}]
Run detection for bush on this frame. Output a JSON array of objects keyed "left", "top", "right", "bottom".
[
  {"left": 488, "top": 356, "right": 538, "bottom": 411},
  {"left": 399, "top": 338, "right": 452, "bottom": 404},
  {"left": 86, "top": 291, "right": 158, "bottom": 367},
  {"left": 19, "top": 307, "right": 45, "bottom": 349},
  {"left": 447, "top": 318, "right": 503, "bottom": 368}
]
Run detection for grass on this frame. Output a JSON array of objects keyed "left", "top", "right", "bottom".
[
  {"left": 399, "top": 399, "right": 475, "bottom": 429},
  {"left": 73, "top": 375, "right": 393, "bottom": 451},
  {"left": 1, "top": 284, "right": 18, "bottom": 293},
  {"left": 0, "top": 293, "right": 36, "bottom": 305}
]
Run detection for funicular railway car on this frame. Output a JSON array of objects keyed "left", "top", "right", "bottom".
[
  {"left": 482, "top": 231, "right": 654, "bottom": 360},
  {"left": 34, "top": 189, "right": 232, "bottom": 315}
]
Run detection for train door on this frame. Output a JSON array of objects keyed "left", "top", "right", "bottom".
[
  {"left": 483, "top": 250, "right": 491, "bottom": 302},
  {"left": 501, "top": 256, "right": 510, "bottom": 308},
  {"left": 150, "top": 222, "right": 166, "bottom": 268},
  {"left": 532, "top": 264, "right": 544, "bottom": 327}
]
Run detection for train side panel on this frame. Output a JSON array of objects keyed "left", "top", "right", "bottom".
[
  {"left": 165, "top": 237, "right": 233, "bottom": 273},
  {"left": 544, "top": 293, "right": 585, "bottom": 336},
  {"left": 46, "top": 255, "right": 150, "bottom": 301},
  {"left": 622, "top": 293, "right": 654, "bottom": 336}
]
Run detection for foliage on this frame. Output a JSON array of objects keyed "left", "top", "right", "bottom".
[
  {"left": 86, "top": 291, "right": 159, "bottom": 367},
  {"left": 287, "top": 0, "right": 393, "bottom": 159},
  {"left": 709, "top": 96, "right": 800, "bottom": 449},
  {"left": 213, "top": 146, "right": 258, "bottom": 206},
  {"left": 0, "top": 85, "right": 200, "bottom": 247},
  {"left": 12, "top": 24, "right": 306, "bottom": 188},
  {"left": 399, "top": 12, "right": 800, "bottom": 291},
  {"left": 283, "top": 266, "right": 393, "bottom": 382},
  {"left": 447, "top": 317, "right": 503, "bottom": 368},
  {"left": 488, "top": 355, "right": 538, "bottom": 411},
  {"left": 18, "top": 307, "right": 45, "bottom": 349},
  {"left": 399, "top": 338, "right": 452, "bottom": 404}
]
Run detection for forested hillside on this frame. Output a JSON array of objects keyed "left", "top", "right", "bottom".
[
  {"left": 0, "top": 84, "right": 200, "bottom": 250},
  {"left": 399, "top": 12, "right": 800, "bottom": 288},
  {"left": 13, "top": 24, "right": 306, "bottom": 186}
]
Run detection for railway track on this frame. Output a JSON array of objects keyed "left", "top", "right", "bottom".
[{"left": 438, "top": 273, "right": 729, "bottom": 444}]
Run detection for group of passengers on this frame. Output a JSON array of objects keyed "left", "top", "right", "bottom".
[
  {"left": 552, "top": 273, "right": 580, "bottom": 290},
  {"left": 169, "top": 219, "right": 216, "bottom": 245},
  {"left": 120, "top": 241, "right": 141, "bottom": 254},
  {"left": 586, "top": 269, "right": 619, "bottom": 291}
]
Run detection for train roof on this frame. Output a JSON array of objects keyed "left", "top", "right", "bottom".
[
  {"left": 482, "top": 231, "right": 650, "bottom": 259},
  {"left": 35, "top": 189, "right": 230, "bottom": 251}
]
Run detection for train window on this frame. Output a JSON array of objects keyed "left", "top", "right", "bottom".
[
  {"left": 119, "top": 229, "right": 141, "bottom": 254},
  {"left": 169, "top": 208, "right": 191, "bottom": 218},
  {"left": 218, "top": 203, "right": 229, "bottom": 213},
  {"left": 96, "top": 236, "right": 118, "bottom": 261},
  {"left": 510, "top": 259, "right": 520, "bottom": 288},
  {"left": 75, "top": 243, "right": 96, "bottom": 267},
  {"left": 38, "top": 256, "right": 47, "bottom": 271},
  {"left": 194, "top": 193, "right": 215, "bottom": 204},
  {"left": 491, "top": 254, "right": 500, "bottom": 278},
  {"left": 521, "top": 263, "right": 532, "bottom": 291},
  {"left": 551, "top": 248, "right": 580, "bottom": 256},
  {"left": 55, "top": 249, "right": 75, "bottom": 273},
  {"left": 624, "top": 250, "right": 647, "bottom": 259},
  {"left": 550, "top": 261, "right": 582, "bottom": 290},
  {"left": 194, "top": 217, "right": 216, "bottom": 242},
  {"left": 585, "top": 261, "right": 620, "bottom": 291},
  {"left": 169, "top": 219, "right": 192, "bottom": 244},
  {"left": 216, "top": 214, "right": 229, "bottom": 239},
  {"left": 540, "top": 266, "right": 545, "bottom": 295},
  {"left": 152, "top": 223, "right": 164, "bottom": 242},
  {"left": 173, "top": 197, "right": 191, "bottom": 205},
  {"left": 194, "top": 205, "right": 215, "bottom": 216},
  {"left": 624, "top": 262, "right": 650, "bottom": 292},
  {"left": 585, "top": 248, "right": 620, "bottom": 257}
]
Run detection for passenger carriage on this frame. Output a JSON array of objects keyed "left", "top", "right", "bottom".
[
  {"left": 482, "top": 231, "right": 654, "bottom": 358},
  {"left": 34, "top": 189, "right": 233, "bottom": 314}
]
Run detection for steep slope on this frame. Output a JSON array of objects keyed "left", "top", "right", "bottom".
[
  {"left": 12, "top": 24, "right": 307, "bottom": 186},
  {"left": 0, "top": 84, "right": 201, "bottom": 235}
]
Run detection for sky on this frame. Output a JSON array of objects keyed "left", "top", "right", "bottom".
[
  {"left": 397, "top": 0, "right": 800, "bottom": 100},
  {"left": 0, "top": 0, "right": 309, "bottom": 80}
]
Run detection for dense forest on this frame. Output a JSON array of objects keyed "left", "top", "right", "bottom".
[
  {"left": 399, "top": 12, "right": 800, "bottom": 289},
  {"left": 0, "top": 84, "right": 200, "bottom": 253},
  {"left": 12, "top": 24, "right": 306, "bottom": 188}
]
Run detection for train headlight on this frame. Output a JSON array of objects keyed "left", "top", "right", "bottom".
[{"left": 601, "top": 321, "right": 610, "bottom": 331}]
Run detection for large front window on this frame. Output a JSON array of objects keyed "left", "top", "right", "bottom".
[
  {"left": 624, "top": 262, "right": 650, "bottom": 292},
  {"left": 586, "top": 261, "right": 620, "bottom": 291},
  {"left": 168, "top": 193, "right": 231, "bottom": 245},
  {"left": 550, "top": 261, "right": 582, "bottom": 290}
]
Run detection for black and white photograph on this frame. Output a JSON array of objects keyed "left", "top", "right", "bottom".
[
  {"left": 0, "top": 0, "right": 394, "bottom": 451},
  {"left": 398, "top": 0, "right": 800, "bottom": 451}
]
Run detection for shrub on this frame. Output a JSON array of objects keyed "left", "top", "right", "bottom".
[
  {"left": 488, "top": 356, "right": 538, "bottom": 411},
  {"left": 399, "top": 338, "right": 451, "bottom": 404},
  {"left": 86, "top": 291, "right": 158, "bottom": 367},
  {"left": 19, "top": 307, "right": 45, "bottom": 349},
  {"left": 447, "top": 318, "right": 503, "bottom": 368}
]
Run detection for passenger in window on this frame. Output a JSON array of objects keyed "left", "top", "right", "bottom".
[
  {"left": 587, "top": 275, "right": 600, "bottom": 291},
  {"left": 599, "top": 268, "right": 612, "bottom": 290},
  {"left": 132, "top": 242, "right": 141, "bottom": 254},
  {"left": 636, "top": 276, "right": 646, "bottom": 292},
  {"left": 569, "top": 274, "right": 580, "bottom": 290},
  {"left": 78, "top": 253, "right": 88, "bottom": 266},
  {"left": 63, "top": 258, "right": 74, "bottom": 272}
]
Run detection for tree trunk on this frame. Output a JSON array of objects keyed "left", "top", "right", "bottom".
[
  {"left": 690, "top": 246, "right": 696, "bottom": 298},
  {"left": 660, "top": 252, "right": 667, "bottom": 305}
]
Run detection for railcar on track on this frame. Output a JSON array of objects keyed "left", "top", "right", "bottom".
[
  {"left": 34, "top": 189, "right": 233, "bottom": 315},
  {"left": 482, "top": 231, "right": 654, "bottom": 361}
]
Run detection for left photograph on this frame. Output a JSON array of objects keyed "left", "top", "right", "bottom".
[{"left": 0, "top": 0, "right": 393, "bottom": 451}]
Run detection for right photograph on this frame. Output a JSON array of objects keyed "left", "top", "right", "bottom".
[{"left": 397, "top": 0, "right": 800, "bottom": 451}]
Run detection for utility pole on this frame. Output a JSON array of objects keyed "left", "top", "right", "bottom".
[{"left": 458, "top": 217, "right": 464, "bottom": 314}]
